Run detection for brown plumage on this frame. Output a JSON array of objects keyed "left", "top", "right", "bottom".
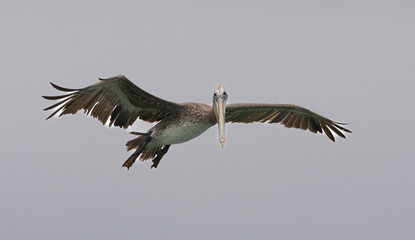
[
  {"left": 43, "top": 75, "right": 352, "bottom": 169},
  {"left": 43, "top": 75, "right": 182, "bottom": 128},
  {"left": 225, "top": 104, "right": 351, "bottom": 142}
]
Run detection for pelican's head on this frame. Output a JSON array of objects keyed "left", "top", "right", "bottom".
[{"left": 213, "top": 84, "right": 228, "bottom": 147}]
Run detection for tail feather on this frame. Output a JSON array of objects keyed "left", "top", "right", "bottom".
[
  {"left": 126, "top": 135, "right": 147, "bottom": 151},
  {"left": 124, "top": 133, "right": 171, "bottom": 168},
  {"left": 126, "top": 135, "right": 159, "bottom": 161},
  {"left": 139, "top": 148, "right": 159, "bottom": 161}
]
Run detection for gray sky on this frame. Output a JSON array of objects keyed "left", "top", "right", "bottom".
[{"left": 1, "top": 0, "right": 415, "bottom": 239}]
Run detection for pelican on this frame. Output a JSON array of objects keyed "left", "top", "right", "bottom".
[{"left": 43, "top": 75, "right": 351, "bottom": 169}]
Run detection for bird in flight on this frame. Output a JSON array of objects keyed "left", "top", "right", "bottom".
[{"left": 43, "top": 75, "right": 351, "bottom": 169}]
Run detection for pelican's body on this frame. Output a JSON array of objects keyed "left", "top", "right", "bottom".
[
  {"left": 43, "top": 75, "right": 351, "bottom": 169},
  {"left": 148, "top": 103, "right": 215, "bottom": 146}
]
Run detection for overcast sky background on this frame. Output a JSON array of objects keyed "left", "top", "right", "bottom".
[{"left": 1, "top": 0, "right": 415, "bottom": 239}]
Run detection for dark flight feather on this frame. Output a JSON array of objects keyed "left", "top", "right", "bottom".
[
  {"left": 226, "top": 103, "right": 351, "bottom": 142},
  {"left": 43, "top": 75, "right": 183, "bottom": 128}
]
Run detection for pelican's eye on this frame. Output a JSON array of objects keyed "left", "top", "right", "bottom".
[
  {"left": 214, "top": 93, "right": 217, "bottom": 96},
  {"left": 223, "top": 92, "right": 227, "bottom": 95}
]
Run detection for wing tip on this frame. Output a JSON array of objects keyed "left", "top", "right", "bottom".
[
  {"left": 344, "top": 128, "right": 352, "bottom": 134},
  {"left": 49, "top": 82, "right": 78, "bottom": 92},
  {"left": 42, "top": 93, "right": 72, "bottom": 100},
  {"left": 333, "top": 121, "right": 353, "bottom": 134}
]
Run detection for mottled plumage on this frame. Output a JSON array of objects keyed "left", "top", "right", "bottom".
[{"left": 43, "top": 75, "right": 351, "bottom": 169}]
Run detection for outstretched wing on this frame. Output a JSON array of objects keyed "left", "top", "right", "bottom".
[
  {"left": 43, "top": 75, "right": 183, "bottom": 128},
  {"left": 226, "top": 103, "right": 351, "bottom": 142}
]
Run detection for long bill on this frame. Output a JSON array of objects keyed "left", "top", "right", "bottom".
[{"left": 214, "top": 97, "right": 226, "bottom": 147}]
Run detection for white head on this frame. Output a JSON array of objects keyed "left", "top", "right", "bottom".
[{"left": 212, "top": 84, "right": 228, "bottom": 147}]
